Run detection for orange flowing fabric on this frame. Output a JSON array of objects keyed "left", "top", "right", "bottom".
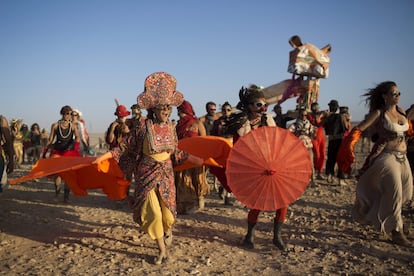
[
  {"left": 9, "top": 136, "right": 232, "bottom": 199},
  {"left": 174, "top": 136, "right": 233, "bottom": 171},
  {"left": 408, "top": 120, "right": 414, "bottom": 137},
  {"left": 337, "top": 127, "right": 362, "bottom": 174},
  {"left": 9, "top": 157, "right": 130, "bottom": 200},
  {"left": 312, "top": 126, "right": 326, "bottom": 172}
]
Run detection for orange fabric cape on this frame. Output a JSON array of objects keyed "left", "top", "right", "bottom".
[
  {"left": 9, "top": 136, "right": 231, "bottom": 199},
  {"left": 9, "top": 157, "right": 130, "bottom": 200},
  {"left": 174, "top": 136, "right": 233, "bottom": 171}
]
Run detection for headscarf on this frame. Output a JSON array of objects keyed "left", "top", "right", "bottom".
[{"left": 176, "top": 100, "right": 198, "bottom": 139}]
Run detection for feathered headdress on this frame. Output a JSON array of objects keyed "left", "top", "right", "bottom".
[{"left": 236, "top": 84, "right": 265, "bottom": 111}]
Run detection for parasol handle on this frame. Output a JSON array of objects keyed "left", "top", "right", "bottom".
[{"left": 264, "top": 169, "right": 276, "bottom": 176}]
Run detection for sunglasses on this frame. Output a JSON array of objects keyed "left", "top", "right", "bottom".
[
  {"left": 64, "top": 112, "right": 72, "bottom": 115},
  {"left": 249, "top": 102, "right": 267, "bottom": 108},
  {"left": 223, "top": 108, "right": 232, "bottom": 112},
  {"left": 72, "top": 113, "right": 78, "bottom": 116},
  {"left": 391, "top": 91, "right": 401, "bottom": 97}
]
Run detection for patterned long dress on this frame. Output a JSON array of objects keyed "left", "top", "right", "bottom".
[{"left": 112, "top": 119, "right": 188, "bottom": 230}]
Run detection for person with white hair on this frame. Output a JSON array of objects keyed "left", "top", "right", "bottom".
[{"left": 72, "top": 109, "right": 92, "bottom": 156}]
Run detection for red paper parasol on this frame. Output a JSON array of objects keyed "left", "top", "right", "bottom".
[{"left": 226, "top": 126, "right": 312, "bottom": 211}]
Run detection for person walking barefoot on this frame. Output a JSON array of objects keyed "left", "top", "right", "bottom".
[{"left": 338, "top": 81, "right": 413, "bottom": 246}]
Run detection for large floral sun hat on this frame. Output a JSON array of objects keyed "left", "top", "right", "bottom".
[{"left": 137, "top": 72, "right": 184, "bottom": 109}]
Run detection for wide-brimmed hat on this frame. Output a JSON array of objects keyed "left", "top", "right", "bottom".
[
  {"left": 114, "top": 105, "right": 131, "bottom": 117},
  {"left": 72, "top": 109, "right": 82, "bottom": 117},
  {"left": 137, "top": 72, "right": 184, "bottom": 109}
]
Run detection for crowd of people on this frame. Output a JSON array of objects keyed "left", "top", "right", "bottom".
[
  {"left": 1, "top": 106, "right": 93, "bottom": 202},
  {"left": 1, "top": 75, "right": 413, "bottom": 263},
  {"left": 8, "top": 119, "right": 48, "bottom": 168}
]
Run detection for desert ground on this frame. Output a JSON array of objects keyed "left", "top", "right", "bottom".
[{"left": 0, "top": 135, "right": 413, "bottom": 275}]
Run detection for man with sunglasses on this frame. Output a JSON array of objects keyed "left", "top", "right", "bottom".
[
  {"left": 199, "top": 101, "right": 220, "bottom": 135},
  {"left": 211, "top": 101, "right": 234, "bottom": 205},
  {"left": 126, "top": 104, "right": 146, "bottom": 131},
  {"left": 211, "top": 101, "right": 234, "bottom": 141}
]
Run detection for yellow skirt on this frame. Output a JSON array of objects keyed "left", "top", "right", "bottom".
[{"left": 140, "top": 188, "right": 175, "bottom": 240}]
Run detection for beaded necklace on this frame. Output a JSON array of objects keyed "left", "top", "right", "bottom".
[{"left": 58, "top": 120, "right": 72, "bottom": 139}]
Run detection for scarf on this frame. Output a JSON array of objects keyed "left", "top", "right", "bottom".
[{"left": 176, "top": 101, "right": 198, "bottom": 139}]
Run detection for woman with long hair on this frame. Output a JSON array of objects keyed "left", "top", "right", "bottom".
[{"left": 338, "top": 81, "right": 413, "bottom": 246}]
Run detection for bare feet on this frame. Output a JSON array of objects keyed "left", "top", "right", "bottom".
[
  {"left": 164, "top": 231, "right": 173, "bottom": 246},
  {"left": 391, "top": 230, "right": 411, "bottom": 247},
  {"left": 154, "top": 252, "right": 168, "bottom": 265}
]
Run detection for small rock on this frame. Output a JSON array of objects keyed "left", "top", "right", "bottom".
[{"left": 190, "top": 269, "right": 200, "bottom": 275}]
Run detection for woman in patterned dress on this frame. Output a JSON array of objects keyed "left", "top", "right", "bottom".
[{"left": 96, "top": 72, "right": 202, "bottom": 264}]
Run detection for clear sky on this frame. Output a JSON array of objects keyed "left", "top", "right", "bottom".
[{"left": 1, "top": 0, "right": 413, "bottom": 133}]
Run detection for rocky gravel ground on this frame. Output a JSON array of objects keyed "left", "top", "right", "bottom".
[{"left": 0, "top": 150, "right": 413, "bottom": 275}]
